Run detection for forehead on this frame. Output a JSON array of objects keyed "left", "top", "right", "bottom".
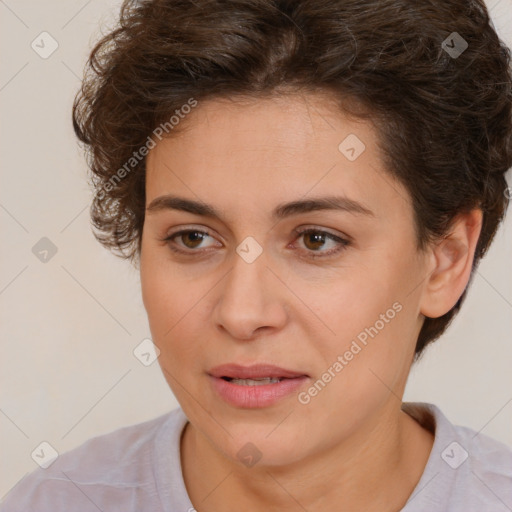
[
  {"left": 145, "top": 93, "right": 411, "bottom": 224},
  {"left": 148, "top": 93, "right": 376, "bottom": 168}
]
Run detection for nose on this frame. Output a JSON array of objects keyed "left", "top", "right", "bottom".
[{"left": 213, "top": 248, "right": 288, "bottom": 341}]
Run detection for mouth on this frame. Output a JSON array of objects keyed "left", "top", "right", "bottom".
[
  {"left": 220, "top": 376, "right": 287, "bottom": 385},
  {"left": 208, "top": 363, "right": 309, "bottom": 408},
  {"left": 208, "top": 363, "right": 309, "bottom": 381}
]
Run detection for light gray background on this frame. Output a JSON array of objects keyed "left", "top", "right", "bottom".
[{"left": 1, "top": 0, "right": 511, "bottom": 499}]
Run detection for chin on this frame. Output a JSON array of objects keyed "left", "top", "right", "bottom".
[{"left": 214, "top": 429, "right": 309, "bottom": 470}]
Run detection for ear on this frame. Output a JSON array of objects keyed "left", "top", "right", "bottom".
[{"left": 419, "top": 208, "right": 483, "bottom": 319}]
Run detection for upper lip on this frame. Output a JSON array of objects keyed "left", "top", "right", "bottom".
[{"left": 208, "top": 363, "right": 308, "bottom": 379}]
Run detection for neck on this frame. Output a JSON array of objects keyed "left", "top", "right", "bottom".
[{"left": 180, "top": 401, "right": 434, "bottom": 512}]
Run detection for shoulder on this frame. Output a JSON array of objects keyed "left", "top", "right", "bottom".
[
  {"left": 402, "top": 402, "right": 512, "bottom": 512},
  {"left": 0, "top": 408, "right": 187, "bottom": 512},
  {"left": 450, "top": 417, "right": 512, "bottom": 504}
]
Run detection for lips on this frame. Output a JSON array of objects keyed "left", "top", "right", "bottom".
[
  {"left": 208, "top": 363, "right": 308, "bottom": 380},
  {"left": 208, "top": 363, "right": 309, "bottom": 408}
]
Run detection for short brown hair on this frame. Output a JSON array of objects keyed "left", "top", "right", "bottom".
[{"left": 72, "top": 0, "right": 512, "bottom": 357}]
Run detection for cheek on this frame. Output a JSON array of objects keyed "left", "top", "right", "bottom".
[
  {"left": 299, "top": 306, "right": 413, "bottom": 441},
  {"left": 300, "top": 261, "right": 415, "bottom": 395},
  {"left": 140, "top": 250, "right": 184, "bottom": 351},
  {"left": 299, "top": 270, "right": 392, "bottom": 347},
  {"left": 140, "top": 261, "right": 168, "bottom": 330},
  {"left": 140, "top": 253, "right": 209, "bottom": 373}
]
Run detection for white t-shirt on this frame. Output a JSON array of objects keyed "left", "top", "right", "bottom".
[{"left": 1, "top": 402, "right": 511, "bottom": 511}]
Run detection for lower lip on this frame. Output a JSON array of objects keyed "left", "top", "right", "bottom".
[{"left": 209, "top": 375, "right": 309, "bottom": 408}]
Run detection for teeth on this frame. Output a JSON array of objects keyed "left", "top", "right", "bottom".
[{"left": 229, "top": 377, "right": 282, "bottom": 385}]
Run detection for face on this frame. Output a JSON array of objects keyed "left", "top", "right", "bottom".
[{"left": 140, "top": 93, "right": 430, "bottom": 467}]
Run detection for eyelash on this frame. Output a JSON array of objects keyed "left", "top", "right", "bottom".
[{"left": 161, "top": 227, "right": 351, "bottom": 260}]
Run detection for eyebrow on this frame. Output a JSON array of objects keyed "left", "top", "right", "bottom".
[{"left": 146, "top": 194, "right": 375, "bottom": 221}]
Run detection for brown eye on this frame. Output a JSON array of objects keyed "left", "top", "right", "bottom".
[
  {"left": 163, "top": 229, "right": 218, "bottom": 254},
  {"left": 294, "top": 228, "right": 350, "bottom": 259},
  {"left": 302, "top": 231, "right": 329, "bottom": 251},
  {"left": 162, "top": 226, "right": 350, "bottom": 259},
  {"left": 179, "top": 230, "right": 208, "bottom": 249}
]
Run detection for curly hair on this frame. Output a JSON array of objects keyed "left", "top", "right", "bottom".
[{"left": 72, "top": 0, "right": 512, "bottom": 358}]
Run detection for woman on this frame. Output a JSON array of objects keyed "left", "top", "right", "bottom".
[{"left": 2, "top": 0, "right": 511, "bottom": 510}]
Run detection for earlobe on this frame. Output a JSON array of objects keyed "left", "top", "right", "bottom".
[{"left": 419, "top": 208, "right": 483, "bottom": 319}]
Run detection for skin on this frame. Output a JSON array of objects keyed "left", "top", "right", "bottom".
[{"left": 140, "top": 92, "right": 483, "bottom": 511}]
